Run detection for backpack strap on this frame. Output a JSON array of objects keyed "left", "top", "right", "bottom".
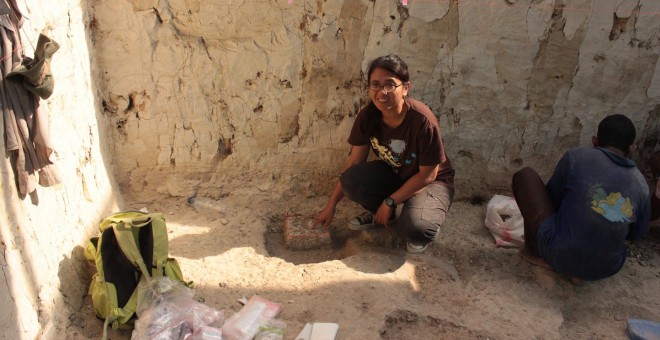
[
  {"left": 101, "top": 276, "right": 143, "bottom": 340},
  {"left": 111, "top": 220, "right": 153, "bottom": 279},
  {"left": 147, "top": 213, "right": 169, "bottom": 276},
  {"left": 84, "top": 237, "right": 99, "bottom": 263}
]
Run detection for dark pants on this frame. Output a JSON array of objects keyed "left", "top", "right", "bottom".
[
  {"left": 340, "top": 160, "right": 454, "bottom": 245},
  {"left": 511, "top": 167, "right": 556, "bottom": 256},
  {"left": 650, "top": 151, "right": 660, "bottom": 221}
]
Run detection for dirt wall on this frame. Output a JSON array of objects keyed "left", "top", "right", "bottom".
[
  {"left": 0, "top": 0, "right": 118, "bottom": 338},
  {"left": 91, "top": 0, "right": 660, "bottom": 201}
]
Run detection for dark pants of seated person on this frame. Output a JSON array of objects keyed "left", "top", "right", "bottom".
[
  {"left": 340, "top": 160, "right": 454, "bottom": 245},
  {"left": 653, "top": 188, "right": 660, "bottom": 222},
  {"left": 511, "top": 167, "right": 556, "bottom": 256},
  {"left": 650, "top": 151, "right": 660, "bottom": 221}
]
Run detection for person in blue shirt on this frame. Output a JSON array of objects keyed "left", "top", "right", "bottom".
[{"left": 511, "top": 114, "right": 651, "bottom": 283}]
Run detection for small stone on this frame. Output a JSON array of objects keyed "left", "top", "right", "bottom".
[{"left": 221, "top": 218, "right": 229, "bottom": 224}]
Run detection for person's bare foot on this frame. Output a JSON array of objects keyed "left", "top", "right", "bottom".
[{"left": 519, "top": 249, "right": 552, "bottom": 269}]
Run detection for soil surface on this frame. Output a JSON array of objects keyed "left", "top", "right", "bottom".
[{"left": 64, "top": 184, "right": 660, "bottom": 339}]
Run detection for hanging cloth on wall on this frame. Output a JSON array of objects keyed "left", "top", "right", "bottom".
[
  {"left": 7, "top": 33, "right": 59, "bottom": 99},
  {"left": 0, "top": 0, "right": 61, "bottom": 195},
  {"left": 0, "top": 1, "right": 11, "bottom": 16}
]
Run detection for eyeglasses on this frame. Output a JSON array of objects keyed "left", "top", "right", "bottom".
[{"left": 368, "top": 82, "right": 405, "bottom": 93}]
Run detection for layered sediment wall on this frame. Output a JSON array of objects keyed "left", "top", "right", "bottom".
[{"left": 92, "top": 0, "right": 660, "bottom": 199}]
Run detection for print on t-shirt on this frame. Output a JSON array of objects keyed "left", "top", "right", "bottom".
[
  {"left": 590, "top": 188, "right": 633, "bottom": 223},
  {"left": 406, "top": 152, "right": 416, "bottom": 165},
  {"left": 371, "top": 137, "right": 402, "bottom": 169}
]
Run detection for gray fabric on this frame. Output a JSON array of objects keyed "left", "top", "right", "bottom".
[
  {"left": 397, "top": 183, "right": 453, "bottom": 245},
  {"left": 1, "top": 2, "right": 60, "bottom": 195}
]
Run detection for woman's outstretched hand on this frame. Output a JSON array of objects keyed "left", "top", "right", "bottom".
[{"left": 316, "top": 205, "right": 336, "bottom": 228}]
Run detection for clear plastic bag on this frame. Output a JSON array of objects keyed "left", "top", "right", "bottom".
[
  {"left": 255, "top": 319, "right": 287, "bottom": 340},
  {"left": 136, "top": 276, "right": 194, "bottom": 318},
  {"left": 484, "top": 195, "right": 524, "bottom": 248},
  {"left": 132, "top": 277, "right": 224, "bottom": 340}
]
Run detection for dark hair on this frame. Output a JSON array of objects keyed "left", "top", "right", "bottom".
[
  {"left": 596, "top": 114, "right": 636, "bottom": 152},
  {"left": 367, "top": 55, "right": 410, "bottom": 83},
  {"left": 365, "top": 55, "right": 410, "bottom": 137}
]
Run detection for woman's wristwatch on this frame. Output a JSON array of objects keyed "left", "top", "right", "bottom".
[{"left": 384, "top": 196, "right": 397, "bottom": 208}]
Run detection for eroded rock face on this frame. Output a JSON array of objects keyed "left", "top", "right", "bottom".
[
  {"left": 0, "top": 1, "right": 119, "bottom": 338},
  {"left": 90, "top": 0, "right": 660, "bottom": 198}
]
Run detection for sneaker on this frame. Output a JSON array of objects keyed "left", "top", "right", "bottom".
[
  {"left": 347, "top": 211, "right": 397, "bottom": 231},
  {"left": 406, "top": 242, "right": 429, "bottom": 254},
  {"left": 347, "top": 212, "right": 377, "bottom": 231}
]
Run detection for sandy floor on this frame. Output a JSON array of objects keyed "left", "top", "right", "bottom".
[{"left": 65, "top": 184, "right": 660, "bottom": 339}]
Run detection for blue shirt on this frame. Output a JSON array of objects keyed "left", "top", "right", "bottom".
[{"left": 537, "top": 147, "right": 651, "bottom": 281}]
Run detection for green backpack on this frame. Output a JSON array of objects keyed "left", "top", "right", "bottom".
[{"left": 84, "top": 211, "right": 191, "bottom": 339}]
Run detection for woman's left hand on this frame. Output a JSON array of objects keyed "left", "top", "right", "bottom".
[{"left": 374, "top": 203, "right": 393, "bottom": 227}]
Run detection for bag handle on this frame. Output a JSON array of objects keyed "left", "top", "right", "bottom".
[{"left": 99, "top": 211, "right": 152, "bottom": 232}]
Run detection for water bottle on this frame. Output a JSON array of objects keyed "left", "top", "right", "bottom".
[{"left": 187, "top": 196, "right": 227, "bottom": 213}]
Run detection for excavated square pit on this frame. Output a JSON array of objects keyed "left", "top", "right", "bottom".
[{"left": 264, "top": 211, "right": 404, "bottom": 265}]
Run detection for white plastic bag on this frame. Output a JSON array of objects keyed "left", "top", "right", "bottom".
[
  {"left": 222, "top": 295, "right": 283, "bottom": 340},
  {"left": 484, "top": 195, "right": 524, "bottom": 248}
]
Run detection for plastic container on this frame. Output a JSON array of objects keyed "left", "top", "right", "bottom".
[{"left": 187, "top": 196, "right": 227, "bottom": 214}]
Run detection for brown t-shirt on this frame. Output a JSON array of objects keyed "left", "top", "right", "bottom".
[{"left": 348, "top": 98, "right": 455, "bottom": 186}]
